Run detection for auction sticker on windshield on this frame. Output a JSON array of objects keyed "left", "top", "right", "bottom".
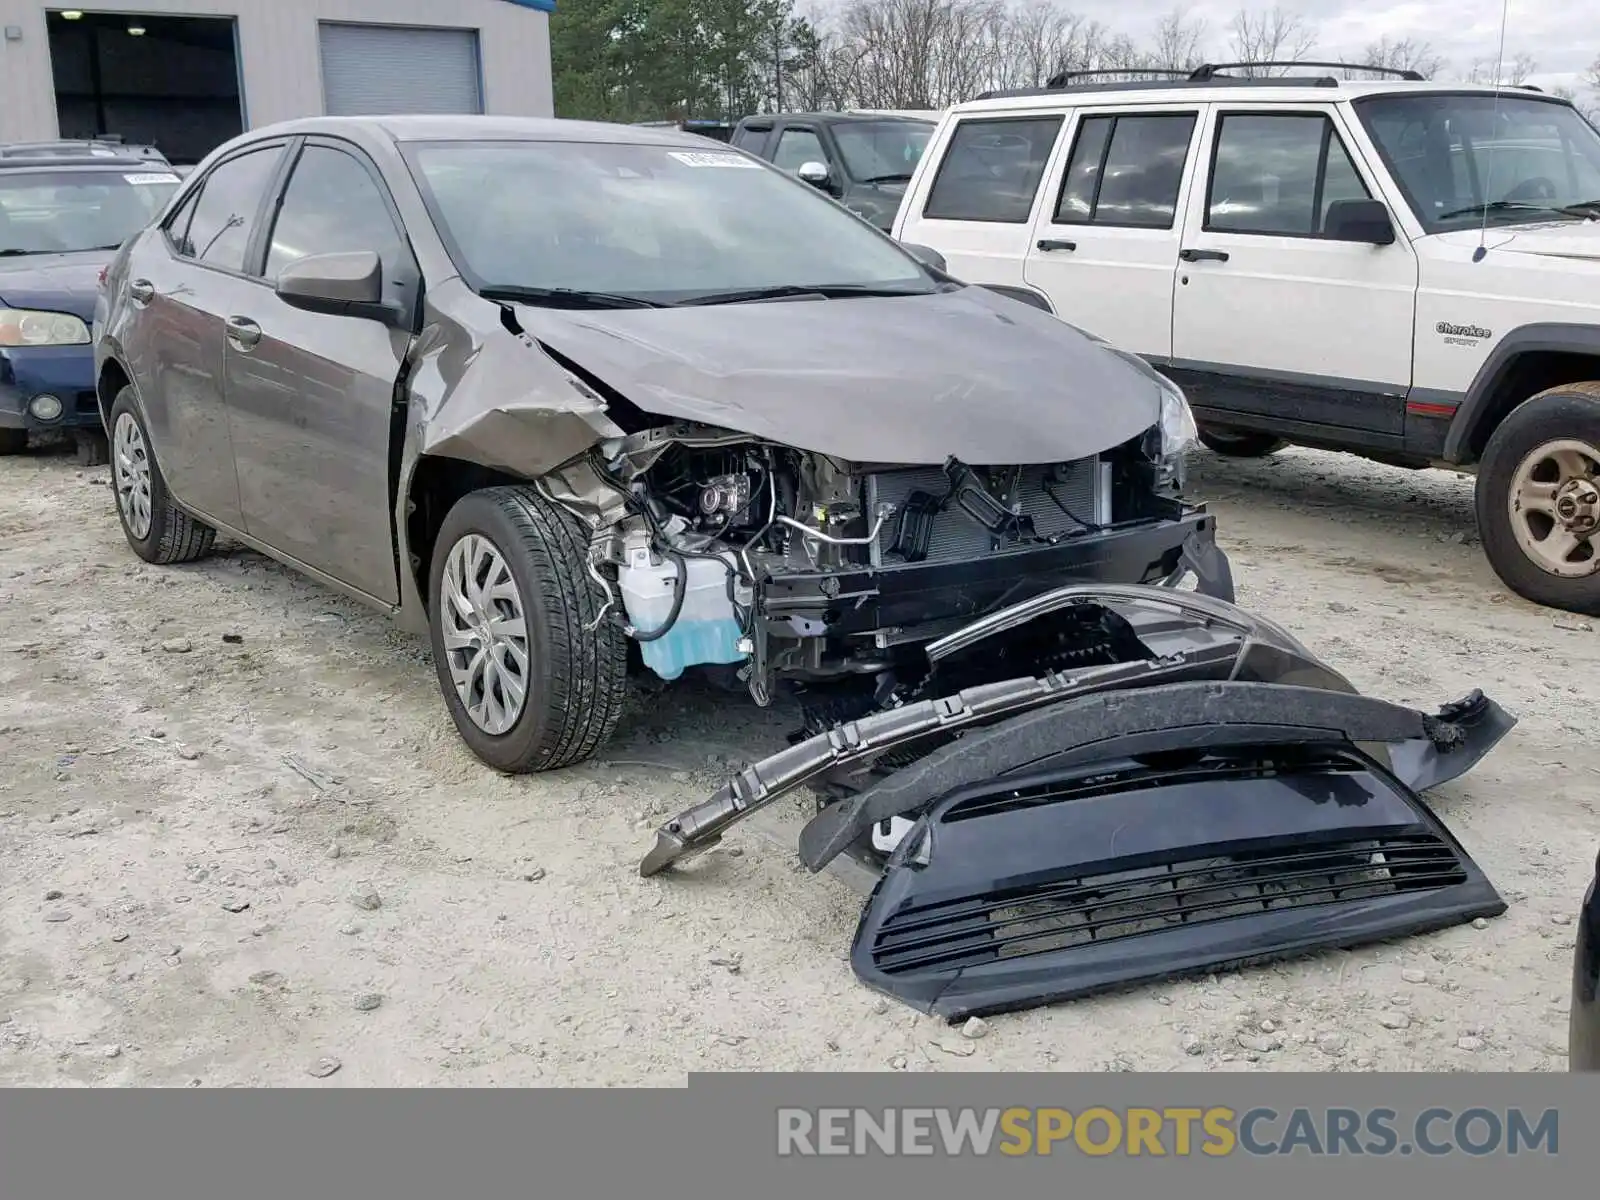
[
  {"left": 125, "top": 172, "right": 180, "bottom": 185},
  {"left": 667, "top": 151, "right": 761, "bottom": 168}
]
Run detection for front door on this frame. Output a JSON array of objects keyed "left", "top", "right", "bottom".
[
  {"left": 120, "top": 142, "right": 287, "bottom": 529},
  {"left": 1024, "top": 106, "right": 1204, "bottom": 358},
  {"left": 1168, "top": 107, "right": 1419, "bottom": 442},
  {"left": 222, "top": 139, "right": 417, "bottom": 603}
]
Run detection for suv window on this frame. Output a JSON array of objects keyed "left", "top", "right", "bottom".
[
  {"left": 172, "top": 146, "right": 281, "bottom": 270},
  {"left": 923, "top": 116, "right": 1063, "bottom": 223},
  {"left": 265, "top": 145, "right": 406, "bottom": 281},
  {"left": 1206, "top": 113, "right": 1370, "bottom": 237},
  {"left": 731, "top": 124, "right": 769, "bottom": 153},
  {"left": 1054, "top": 113, "right": 1196, "bottom": 228},
  {"left": 772, "top": 128, "right": 826, "bottom": 172}
]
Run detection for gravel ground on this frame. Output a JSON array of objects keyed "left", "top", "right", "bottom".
[{"left": 0, "top": 440, "right": 1594, "bottom": 1085}]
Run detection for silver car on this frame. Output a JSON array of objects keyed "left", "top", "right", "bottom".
[{"left": 94, "top": 116, "right": 1227, "bottom": 774}]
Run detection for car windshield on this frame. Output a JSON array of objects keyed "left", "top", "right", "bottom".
[
  {"left": 832, "top": 121, "right": 933, "bottom": 181},
  {"left": 1356, "top": 94, "right": 1600, "bottom": 230},
  {"left": 404, "top": 139, "right": 937, "bottom": 305},
  {"left": 0, "top": 168, "right": 179, "bottom": 255}
]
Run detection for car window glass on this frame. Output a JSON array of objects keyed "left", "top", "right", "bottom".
[
  {"left": 1207, "top": 114, "right": 1370, "bottom": 236},
  {"left": 0, "top": 169, "right": 176, "bottom": 255},
  {"left": 772, "top": 128, "right": 826, "bottom": 172},
  {"left": 1055, "top": 113, "right": 1194, "bottom": 227},
  {"left": 164, "top": 185, "right": 202, "bottom": 251},
  {"left": 265, "top": 145, "right": 406, "bottom": 282},
  {"left": 731, "top": 125, "right": 769, "bottom": 153},
  {"left": 923, "top": 116, "right": 1063, "bottom": 223},
  {"left": 178, "top": 147, "right": 281, "bottom": 270},
  {"left": 833, "top": 121, "right": 932, "bottom": 181}
]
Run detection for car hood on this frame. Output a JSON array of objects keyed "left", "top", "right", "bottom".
[
  {"left": 0, "top": 251, "right": 107, "bottom": 321},
  {"left": 508, "top": 285, "right": 1163, "bottom": 465},
  {"left": 1435, "top": 218, "right": 1600, "bottom": 262}
]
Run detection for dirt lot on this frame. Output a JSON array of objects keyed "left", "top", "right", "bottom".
[{"left": 1, "top": 440, "right": 1594, "bottom": 1085}]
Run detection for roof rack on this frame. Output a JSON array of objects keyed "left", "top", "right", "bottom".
[
  {"left": 1044, "top": 67, "right": 1191, "bottom": 88},
  {"left": 974, "top": 75, "right": 1340, "bottom": 101},
  {"left": 1188, "top": 60, "right": 1424, "bottom": 81}
]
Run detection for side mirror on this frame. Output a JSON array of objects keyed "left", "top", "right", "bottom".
[
  {"left": 1324, "top": 198, "right": 1396, "bottom": 245},
  {"left": 899, "top": 241, "right": 948, "bottom": 273},
  {"left": 275, "top": 250, "right": 402, "bottom": 324},
  {"left": 796, "top": 160, "right": 832, "bottom": 190}
]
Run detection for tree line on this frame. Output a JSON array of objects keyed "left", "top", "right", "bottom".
[{"left": 550, "top": 0, "right": 1600, "bottom": 122}]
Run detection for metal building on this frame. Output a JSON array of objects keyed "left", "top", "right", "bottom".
[{"left": 0, "top": 0, "right": 555, "bottom": 163}]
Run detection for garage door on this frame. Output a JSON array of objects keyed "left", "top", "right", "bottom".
[{"left": 318, "top": 23, "right": 483, "bottom": 117}]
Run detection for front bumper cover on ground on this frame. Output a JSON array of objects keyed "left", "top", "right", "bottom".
[{"left": 640, "top": 584, "right": 1515, "bottom": 1020}]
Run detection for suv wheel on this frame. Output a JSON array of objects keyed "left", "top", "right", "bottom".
[
  {"left": 1478, "top": 383, "right": 1600, "bottom": 614},
  {"left": 108, "top": 386, "right": 217, "bottom": 564},
  {"left": 1198, "top": 427, "right": 1286, "bottom": 458},
  {"left": 427, "top": 486, "right": 629, "bottom": 773}
]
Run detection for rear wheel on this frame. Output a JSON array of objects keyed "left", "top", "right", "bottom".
[
  {"left": 427, "top": 486, "right": 629, "bottom": 773},
  {"left": 107, "top": 386, "right": 216, "bottom": 564},
  {"left": 1198, "top": 427, "right": 1287, "bottom": 458},
  {"left": 1477, "top": 383, "right": 1600, "bottom": 614},
  {"left": 0, "top": 429, "right": 27, "bottom": 456}
]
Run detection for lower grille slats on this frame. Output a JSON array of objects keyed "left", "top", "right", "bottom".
[{"left": 871, "top": 834, "right": 1468, "bottom": 976}]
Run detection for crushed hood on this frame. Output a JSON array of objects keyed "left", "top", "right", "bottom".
[
  {"left": 509, "top": 285, "right": 1163, "bottom": 465},
  {"left": 0, "top": 251, "right": 106, "bottom": 321}
]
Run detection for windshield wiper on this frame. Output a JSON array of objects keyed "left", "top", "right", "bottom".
[
  {"left": 678, "top": 282, "right": 932, "bottom": 307},
  {"left": 0, "top": 248, "right": 38, "bottom": 257},
  {"left": 1555, "top": 199, "right": 1600, "bottom": 217},
  {"left": 478, "top": 285, "right": 670, "bottom": 310},
  {"left": 857, "top": 172, "right": 914, "bottom": 184},
  {"left": 1435, "top": 200, "right": 1580, "bottom": 222}
]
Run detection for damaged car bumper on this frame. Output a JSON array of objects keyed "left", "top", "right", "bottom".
[{"left": 640, "top": 583, "right": 1514, "bottom": 1020}]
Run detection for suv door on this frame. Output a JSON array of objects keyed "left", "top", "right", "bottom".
[
  {"left": 222, "top": 138, "right": 419, "bottom": 604},
  {"left": 1168, "top": 107, "right": 1419, "bottom": 445},
  {"left": 119, "top": 141, "right": 287, "bottom": 530},
  {"left": 770, "top": 123, "right": 838, "bottom": 188},
  {"left": 1024, "top": 106, "right": 1204, "bottom": 358}
]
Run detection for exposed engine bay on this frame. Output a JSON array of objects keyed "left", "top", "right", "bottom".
[{"left": 538, "top": 418, "right": 1229, "bottom": 712}]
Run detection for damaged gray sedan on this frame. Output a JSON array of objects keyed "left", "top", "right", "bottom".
[
  {"left": 94, "top": 116, "right": 1516, "bottom": 1018},
  {"left": 93, "top": 115, "right": 1226, "bottom": 769}
]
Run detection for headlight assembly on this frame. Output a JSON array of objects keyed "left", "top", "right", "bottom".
[{"left": 0, "top": 309, "right": 92, "bottom": 347}]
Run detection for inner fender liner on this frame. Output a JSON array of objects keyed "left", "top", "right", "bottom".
[
  {"left": 799, "top": 681, "right": 1504, "bottom": 872},
  {"left": 854, "top": 735, "right": 1508, "bottom": 1020}
]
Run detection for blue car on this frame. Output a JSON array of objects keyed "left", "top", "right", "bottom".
[{"left": 1, "top": 150, "right": 179, "bottom": 461}]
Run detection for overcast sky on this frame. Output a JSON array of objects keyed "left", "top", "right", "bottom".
[{"left": 1061, "top": 0, "right": 1596, "bottom": 89}]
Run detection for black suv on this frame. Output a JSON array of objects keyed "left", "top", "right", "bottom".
[{"left": 730, "top": 112, "right": 935, "bottom": 230}]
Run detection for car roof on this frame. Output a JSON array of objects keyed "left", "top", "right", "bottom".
[
  {"left": 240, "top": 114, "right": 722, "bottom": 148},
  {"left": 0, "top": 154, "right": 170, "bottom": 173},
  {"left": 737, "top": 112, "right": 935, "bottom": 126},
  {"left": 955, "top": 77, "right": 1565, "bottom": 113}
]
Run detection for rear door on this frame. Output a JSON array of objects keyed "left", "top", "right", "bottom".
[
  {"left": 222, "top": 137, "right": 418, "bottom": 603},
  {"left": 1168, "top": 106, "right": 1418, "bottom": 442},
  {"left": 894, "top": 112, "right": 1067, "bottom": 290},
  {"left": 1023, "top": 106, "right": 1203, "bottom": 358},
  {"left": 118, "top": 141, "right": 288, "bottom": 530}
]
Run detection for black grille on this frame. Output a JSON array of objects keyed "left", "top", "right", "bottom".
[{"left": 870, "top": 833, "right": 1468, "bottom": 977}]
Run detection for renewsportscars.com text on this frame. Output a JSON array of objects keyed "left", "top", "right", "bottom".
[{"left": 776, "top": 1106, "right": 1560, "bottom": 1159}]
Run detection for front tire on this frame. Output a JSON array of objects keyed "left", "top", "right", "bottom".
[
  {"left": 107, "top": 386, "right": 216, "bottom": 564},
  {"left": 1477, "top": 383, "right": 1600, "bottom": 615},
  {"left": 427, "top": 486, "right": 628, "bottom": 773},
  {"left": 1198, "top": 427, "right": 1287, "bottom": 458}
]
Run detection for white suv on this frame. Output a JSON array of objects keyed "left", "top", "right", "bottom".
[{"left": 894, "top": 64, "right": 1600, "bottom": 615}]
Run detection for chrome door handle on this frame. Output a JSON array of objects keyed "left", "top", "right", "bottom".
[
  {"left": 225, "top": 316, "right": 262, "bottom": 349},
  {"left": 128, "top": 279, "right": 155, "bottom": 304}
]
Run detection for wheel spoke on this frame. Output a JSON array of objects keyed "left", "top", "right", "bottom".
[
  {"left": 1514, "top": 479, "right": 1560, "bottom": 515},
  {"left": 437, "top": 529, "right": 533, "bottom": 735},
  {"left": 1551, "top": 447, "right": 1595, "bottom": 481}
]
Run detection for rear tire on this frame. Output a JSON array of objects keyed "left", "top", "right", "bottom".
[
  {"left": 1198, "top": 427, "right": 1286, "bottom": 458},
  {"left": 0, "top": 429, "right": 27, "bottom": 456},
  {"left": 1477, "top": 383, "right": 1600, "bottom": 615},
  {"left": 107, "top": 386, "right": 216, "bottom": 564},
  {"left": 427, "top": 486, "right": 629, "bottom": 773}
]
